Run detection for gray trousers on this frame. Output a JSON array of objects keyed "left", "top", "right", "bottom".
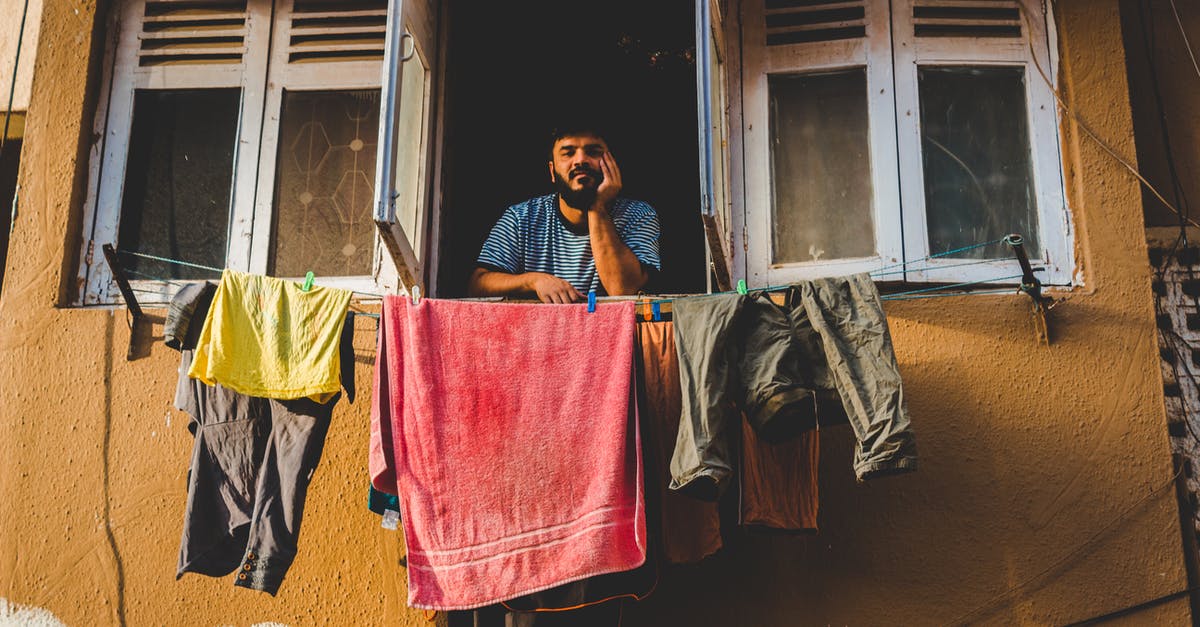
[
  {"left": 670, "top": 273, "right": 917, "bottom": 498},
  {"left": 168, "top": 283, "right": 354, "bottom": 595}
]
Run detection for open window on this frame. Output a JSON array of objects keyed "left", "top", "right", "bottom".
[
  {"left": 374, "top": 0, "right": 438, "bottom": 296},
  {"left": 431, "top": 0, "right": 707, "bottom": 298},
  {"left": 697, "top": 0, "right": 735, "bottom": 291}
]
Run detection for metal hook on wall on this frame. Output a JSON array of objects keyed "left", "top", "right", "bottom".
[{"left": 1005, "top": 234, "right": 1054, "bottom": 345}]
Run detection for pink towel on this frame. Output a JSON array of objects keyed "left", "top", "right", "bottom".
[{"left": 370, "top": 297, "right": 645, "bottom": 610}]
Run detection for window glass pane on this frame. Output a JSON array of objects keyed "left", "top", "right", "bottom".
[
  {"left": 769, "top": 70, "right": 875, "bottom": 264},
  {"left": 919, "top": 66, "right": 1039, "bottom": 259},
  {"left": 117, "top": 89, "right": 239, "bottom": 280},
  {"left": 270, "top": 89, "right": 381, "bottom": 277},
  {"left": 394, "top": 53, "right": 429, "bottom": 258},
  {"left": 709, "top": 31, "right": 729, "bottom": 230}
]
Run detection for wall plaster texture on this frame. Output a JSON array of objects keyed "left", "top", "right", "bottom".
[{"left": 0, "top": 0, "right": 1191, "bottom": 625}]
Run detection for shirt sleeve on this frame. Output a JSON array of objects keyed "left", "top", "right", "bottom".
[
  {"left": 476, "top": 206, "right": 524, "bottom": 274},
  {"left": 619, "top": 201, "right": 662, "bottom": 272}
]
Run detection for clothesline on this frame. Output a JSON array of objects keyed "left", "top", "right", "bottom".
[
  {"left": 116, "top": 249, "right": 386, "bottom": 300},
  {"left": 113, "top": 239, "right": 1037, "bottom": 310}
]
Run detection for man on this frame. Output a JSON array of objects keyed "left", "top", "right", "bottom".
[{"left": 468, "top": 126, "right": 661, "bottom": 303}]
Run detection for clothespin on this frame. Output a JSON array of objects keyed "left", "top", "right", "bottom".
[
  {"left": 737, "top": 279, "right": 748, "bottom": 295},
  {"left": 587, "top": 290, "right": 596, "bottom": 313},
  {"left": 411, "top": 286, "right": 422, "bottom": 305},
  {"left": 652, "top": 301, "right": 661, "bottom": 321},
  {"left": 641, "top": 299, "right": 652, "bottom": 321},
  {"left": 301, "top": 271, "right": 315, "bottom": 292}
]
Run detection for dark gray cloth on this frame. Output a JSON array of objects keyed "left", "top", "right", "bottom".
[
  {"left": 168, "top": 283, "right": 355, "bottom": 595},
  {"left": 670, "top": 273, "right": 917, "bottom": 498},
  {"left": 163, "top": 282, "right": 216, "bottom": 350}
]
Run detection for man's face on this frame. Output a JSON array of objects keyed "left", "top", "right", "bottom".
[{"left": 549, "top": 134, "right": 607, "bottom": 209}]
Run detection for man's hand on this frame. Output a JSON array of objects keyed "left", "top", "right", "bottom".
[
  {"left": 593, "top": 151, "right": 622, "bottom": 213},
  {"left": 528, "top": 273, "right": 584, "bottom": 304},
  {"left": 468, "top": 268, "right": 584, "bottom": 303}
]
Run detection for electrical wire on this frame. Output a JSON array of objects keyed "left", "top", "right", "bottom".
[
  {"left": 1059, "top": 586, "right": 1197, "bottom": 627},
  {"left": 938, "top": 9, "right": 1200, "bottom": 624},
  {"left": 949, "top": 467, "right": 1184, "bottom": 626},
  {"left": 0, "top": 0, "right": 29, "bottom": 163},
  {"left": 1020, "top": 3, "right": 1198, "bottom": 229},
  {"left": 1167, "top": 0, "right": 1200, "bottom": 83},
  {"left": 1135, "top": 0, "right": 1200, "bottom": 452},
  {"left": 1134, "top": 0, "right": 1200, "bottom": 454}
]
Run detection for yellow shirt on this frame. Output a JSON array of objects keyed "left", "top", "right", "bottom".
[{"left": 188, "top": 269, "right": 352, "bottom": 403}]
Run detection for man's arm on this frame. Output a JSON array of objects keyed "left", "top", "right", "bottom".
[
  {"left": 588, "top": 212, "right": 650, "bottom": 295},
  {"left": 590, "top": 151, "right": 652, "bottom": 295},
  {"left": 469, "top": 206, "right": 582, "bottom": 303},
  {"left": 468, "top": 268, "right": 584, "bottom": 304}
]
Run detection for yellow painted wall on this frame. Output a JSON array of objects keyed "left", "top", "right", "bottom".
[
  {"left": 0, "top": 0, "right": 1189, "bottom": 625},
  {"left": 0, "top": 0, "right": 42, "bottom": 115}
]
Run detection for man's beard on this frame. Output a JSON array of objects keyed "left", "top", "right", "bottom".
[{"left": 554, "top": 168, "right": 600, "bottom": 210}]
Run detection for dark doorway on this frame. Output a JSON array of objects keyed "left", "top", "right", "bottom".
[{"left": 435, "top": 0, "right": 706, "bottom": 297}]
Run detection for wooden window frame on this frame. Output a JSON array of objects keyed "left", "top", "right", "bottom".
[
  {"left": 76, "top": 0, "right": 410, "bottom": 305},
  {"left": 738, "top": 0, "right": 1073, "bottom": 288}
]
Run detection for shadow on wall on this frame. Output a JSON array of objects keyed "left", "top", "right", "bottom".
[
  {"left": 102, "top": 313, "right": 128, "bottom": 626},
  {"left": 0, "top": 138, "right": 20, "bottom": 300}
]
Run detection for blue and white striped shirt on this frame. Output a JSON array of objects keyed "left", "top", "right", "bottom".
[{"left": 476, "top": 194, "right": 661, "bottom": 295}]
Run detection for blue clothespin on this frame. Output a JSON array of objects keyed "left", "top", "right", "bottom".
[
  {"left": 587, "top": 290, "right": 596, "bottom": 313},
  {"left": 651, "top": 301, "right": 661, "bottom": 321},
  {"left": 737, "top": 279, "right": 747, "bottom": 295},
  {"left": 301, "top": 271, "right": 315, "bottom": 292}
]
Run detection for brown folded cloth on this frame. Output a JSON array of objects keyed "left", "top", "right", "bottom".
[
  {"left": 741, "top": 415, "right": 819, "bottom": 532},
  {"left": 636, "top": 321, "right": 722, "bottom": 564}
]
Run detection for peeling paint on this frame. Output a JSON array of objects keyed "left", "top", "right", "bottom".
[{"left": 0, "top": 598, "right": 68, "bottom": 627}]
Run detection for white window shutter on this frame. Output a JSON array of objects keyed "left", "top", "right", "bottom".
[
  {"left": 892, "top": 0, "right": 1072, "bottom": 284},
  {"left": 373, "top": 0, "right": 439, "bottom": 295},
  {"left": 78, "top": 0, "right": 270, "bottom": 304},
  {"left": 696, "top": 0, "right": 734, "bottom": 291},
  {"left": 741, "top": 0, "right": 902, "bottom": 286}
]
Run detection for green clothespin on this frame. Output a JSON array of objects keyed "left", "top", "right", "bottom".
[
  {"left": 737, "top": 279, "right": 747, "bottom": 295},
  {"left": 302, "top": 271, "right": 315, "bottom": 292}
]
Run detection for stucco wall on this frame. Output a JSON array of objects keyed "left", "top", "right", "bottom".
[
  {"left": 0, "top": 0, "right": 1190, "bottom": 625},
  {"left": 0, "top": 0, "right": 43, "bottom": 115}
]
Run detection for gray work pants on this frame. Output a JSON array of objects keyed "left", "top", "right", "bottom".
[
  {"left": 670, "top": 273, "right": 917, "bottom": 498},
  {"left": 168, "top": 283, "right": 354, "bottom": 595}
]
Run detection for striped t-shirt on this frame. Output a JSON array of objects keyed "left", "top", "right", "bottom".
[{"left": 476, "top": 194, "right": 661, "bottom": 295}]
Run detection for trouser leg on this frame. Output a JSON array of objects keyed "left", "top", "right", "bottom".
[
  {"left": 235, "top": 395, "right": 337, "bottom": 594},
  {"left": 669, "top": 293, "right": 745, "bottom": 500},
  {"left": 799, "top": 274, "right": 917, "bottom": 480}
]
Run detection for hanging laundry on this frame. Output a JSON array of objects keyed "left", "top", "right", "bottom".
[
  {"left": 639, "top": 320, "right": 819, "bottom": 539},
  {"left": 634, "top": 320, "right": 722, "bottom": 563},
  {"left": 447, "top": 558, "right": 655, "bottom": 627},
  {"left": 449, "top": 602, "right": 622, "bottom": 627},
  {"left": 740, "top": 415, "right": 819, "bottom": 532},
  {"left": 670, "top": 273, "right": 917, "bottom": 498},
  {"left": 188, "top": 269, "right": 352, "bottom": 403},
  {"left": 167, "top": 281, "right": 356, "bottom": 595},
  {"left": 371, "top": 298, "right": 646, "bottom": 611}
]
